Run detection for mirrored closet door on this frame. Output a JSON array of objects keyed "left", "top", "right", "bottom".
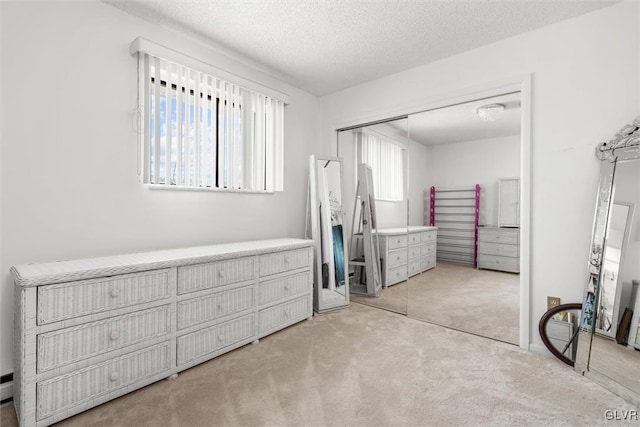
[
  {"left": 405, "top": 93, "right": 522, "bottom": 345},
  {"left": 337, "top": 118, "right": 409, "bottom": 315}
]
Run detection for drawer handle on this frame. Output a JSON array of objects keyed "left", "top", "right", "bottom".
[
  {"left": 284, "top": 285, "right": 290, "bottom": 292},
  {"left": 110, "top": 288, "right": 120, "bottom": 298},
  {"left": 110, "top": 331, "right": 120, "bottom": 341},
  {"left": 284, "top": 310, "right": 289, "bottom": 318},
  {"left": 284, "top": 256, "right": 290, "bottom": 264},
  {"left": 110, "top": 372, "right": 119, "bottom": 382},
  {"left": 396, "top": 256, "right": 400, "bottom": 260},
  {"left": 397, "top": 239, "right": 401, "bottom": 244},
  {"left": 218, "top": 270, "right": 225, "bottom": 279},
  {"left": 217, "top": 303, "right": 223, "bottom": 311},
  {"left": 218, "top": 334, "right": 224, "bottom": 342}
]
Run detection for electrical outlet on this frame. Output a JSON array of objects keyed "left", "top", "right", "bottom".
[{"left": 547, "top": 296, "right": 561, "bottom": 310}]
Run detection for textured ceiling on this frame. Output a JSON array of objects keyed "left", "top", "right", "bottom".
[
  {"left": 104, "top": 0, "right": 618, "bottom": 96},
  {"left": 408, "top": 92, "right": 521, "bottom": 146}
]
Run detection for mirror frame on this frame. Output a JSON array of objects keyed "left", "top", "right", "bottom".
[
  {"left": 575, "top": 116, "right": 640, "bottom": 404},
  {"left": 308, "top": 155, "right": 350, "bottom": 313}
]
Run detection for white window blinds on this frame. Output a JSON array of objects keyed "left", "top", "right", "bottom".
[
  {"left": 133, "top": 40, "right": 285, "bottom": 192},
  {"left": 357, "top": 130, "right": 405, "bottom": 201}
]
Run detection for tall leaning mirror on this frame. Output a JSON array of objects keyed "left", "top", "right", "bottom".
[
  {"left": 337, "top": 118, "right": 409, "bottom": 315},
  {"left": 575, "top": 117, "right": 640, "bottom": 406},
  {"left": 308, "top": 155, "right": 350, "bottom": 313}
]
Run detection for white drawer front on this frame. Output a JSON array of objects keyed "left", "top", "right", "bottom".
[
  {"left": 38, "top": 305, "right": 171, "bottom": 373},
  {"left": 37, "top": 342, "right": 171, "bottom": 420},
  {"left": 37, "top": 270, "right": 171, "bottom": 325},
  {"left": 422, "top": 230, "right": 437, "bottom": 242},
  {"left": 258, "top": 271, "right": 310, "bottom": 306},
  {"left": 421, "top": 242, "right": 436, "bottom": 257},
  {"left": 386, "top": 249, "right": 408, "bottom": 268},
  {"left": 478, "top": 242, "right": 519, "bottom": 258},
  {"left": 477, "top": 255, "right": 520, "bottom": 273},
  {"left": 177, "top": 313, "right": 256, "bottom": 365},
  {"left": 408, "top": 233, "right": 422, "bottom": 245},
  {"left": 478, "top": 228, "right": 519, "bottom": 245},
  {"left": 387, "top": 235, "right": 408, "bottom": 250},
  {"left": 385, "top": 265, "right": 408, "bottom": 286},
  {"left": 178, "top": 257, "right": 255, "bottom": 294},
  {"left": 408, "top": 245, "right": 423, "bottom": 260},
  {"left": 177, "top": 285, "right": 254, "bottom": 330},
  {"left": 408, "top": 259, "right": 421, "bottom": 276},
  {"left": 420, "top": 256, "right": 436, "bottom": 271},
  {"left": 259, "top": 295, "right": 310, "bottom": 335},
  {"left": 259, "top": 248, "right": 311, "bottom": 277}
]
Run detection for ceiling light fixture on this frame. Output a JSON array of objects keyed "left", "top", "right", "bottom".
[{"left": 476, "top": 103, "right": 505, "bottom": 122}]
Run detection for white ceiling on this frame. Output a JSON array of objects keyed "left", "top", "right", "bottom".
[
  {"left": 408, "top": 92, "right": 521, "bottom": 146},
  {"left": 104, "top": 0, "right": 618, "bottom": 96}
]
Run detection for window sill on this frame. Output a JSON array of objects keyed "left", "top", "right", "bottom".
[{"left": 146, "top": 184, "right": 276, "bottom": 194}]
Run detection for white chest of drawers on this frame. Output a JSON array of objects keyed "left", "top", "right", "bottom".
[
  {"left": 477, "top": 226, "right": 520, "bottom": 273},
  {"left": 378, "top": 226, "right": 437, "bottom": 286},
  {"left": 12, "top": 239, "right": 313, "bottom": 427}
]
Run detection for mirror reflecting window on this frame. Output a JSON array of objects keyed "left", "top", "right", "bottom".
[{"left": 337, "top": 119, "right": 409, "bottom": 315}]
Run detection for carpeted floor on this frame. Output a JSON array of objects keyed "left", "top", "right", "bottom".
[
  {"left": 408, "top": 262, "right": 519, "bottom": 345},
  {"left": 1, "top": 304, "right": 633, "bottom": 426},
  {"left": 590, "top": 334, "right": 640, "bottom": 396},
  {"left": 350, "top": 280, "right": 408, "bottom": 314}
]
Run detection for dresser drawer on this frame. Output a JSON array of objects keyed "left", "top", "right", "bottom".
[
  {"left": 422, "top": 230, "right": 437, "bottom": 243},
  {"left": 37, "top": 342, "right": 171, "bottom": 420},
  {"left": 386, "top": 235, "right": 408, "bottom": 250},
  {"left": 177, "top": 313, "right": 256, "bottom": 365},
  {"left": 258, "top": 271, "right": 310, "bottom": 306},
  {"left": 408, "top": 245, "right": 422, "bottom": 260},
  {"left": 37, "top": 269, "right": 171, "bottom": 325},
  {"left": 478, "top": 228, "right": 519, "bottom": 245},
  {"left": 385, "top": 264, "right": 408, "bottom": 286},
  {"left": 408, "top": 232, "right": 422, "bottom": 245},
  {"left": 37, "top": 305, "right": 171, "bottom": 373},
  {"left": 386, "top": 249, "right": 408, "bottom": 268},
  {"left": 259, "top": 248, "right": 311, "bottom": 276},
  {"left": 178, "top": 257, "right": 255, "bottom": 294},
  {"left": 478, "top": 242, "right": 519, "bottom": 258},
  {"left": 421, "top": 242, "right": 436, "bottom": 257},
  {"left": 408, "top": 259, "right": 422, "bottom": 277},
  {"left": 477, "top": 255, "right": 520, "bottom": 273},
  {"left": 420, "top": 256, "right": 436, "bottom": 271},
  {"left": 259, "top": 295, "right": 310, "bottom": 336},
  {"left": 177, "top": 284, "right": 254, "bottom": 330}
]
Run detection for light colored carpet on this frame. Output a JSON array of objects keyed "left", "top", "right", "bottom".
[
  {"left": 590, "top": 334, "right": 640, "bottom": 396},
  {"left": 1, "top": 304, "right": 633, "bottom": 426},
  {"left": 350, "top": 280, "right": 408, "bottom": 314},
  {"left": 408, "top": 262, "right": 519, "bottom": 345}
]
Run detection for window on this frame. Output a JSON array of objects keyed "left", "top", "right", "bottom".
[
  {"left": 134, "top": 42, "right": 285, "bottom": 192},
  {"left": 357, "top": 129, "right": 405, "bottom": 201}
]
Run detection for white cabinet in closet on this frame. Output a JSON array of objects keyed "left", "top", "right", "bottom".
[
  {"left": 477, "top": 226, "right": 520, "bottom": 273},
  {"left": 378, "top": 226, "right": 437, "bottom": 286},
  {"left": 12, "top": 239, "right": 313, "bottom": 427},
  {"left": 498, "top": 178, "right": 520, "bottom": 227}
]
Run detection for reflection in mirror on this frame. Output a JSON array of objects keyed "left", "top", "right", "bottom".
[
  {"left": 589, "top": 157, "right": 640, "bottom": 400},
  {"left": 308, "top": 155, "right": 350, "bottom": 314},
  {"left": 337, "top": 118, "right": 409, "bottom": 315},
  {"left": 539, "top": 303, "right": 582, "bottom": 366},
  {"left": 405, "top": 92, "right": 522, "bottom": 345}
]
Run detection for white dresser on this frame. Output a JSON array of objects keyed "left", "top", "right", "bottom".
[
  {"left": 378, "top": 226, "right": 437, "bottom": 286},
  {"left": 12, "top": 239, "right": 313, "bottom": 427},
  {"left": 477, "top": 226, "right": 520, "bottom": 273}
]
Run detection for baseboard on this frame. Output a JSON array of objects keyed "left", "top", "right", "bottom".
[
  {"left": 1, "top": 373, "right": 13, "bottom": 407},
  {"left": 529, "top": 343, "right": 553, "bottom": 358}
]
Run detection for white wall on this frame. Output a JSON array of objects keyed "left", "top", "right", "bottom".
[
  {"left": 0, "top": 1, "right": 320, "bottom": 375},
  {"left": 408, "top": 139, "right": 428, "bottom": 226},
  {"left": 320, "top": 2, "right": 639, "bottom": 349},
  {"left": 423, "top": 135, "right": 520, "bottom": 226}
]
